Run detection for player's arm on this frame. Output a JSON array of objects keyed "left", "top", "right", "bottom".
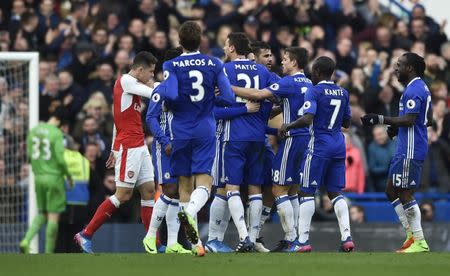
[
  {"left": 280, "top": 88, "right": 317, "bottom": 136},
  {"left": 54, "top": 131, "right": 71, "bottom": 178},
  {"left": 121, "top": 74, "right": 155, "bottom": 98},
  {"left": 216, "top": 67, "right": 235, "bottom": 105},
  {"left": 265, "top": 126, "right": 278, "bottom": 136},
  {"left": 162, "top": 62, "right": 179, "bottom": 100},
  {"left": 270, "top": 106, "right": 282, "bottom": 119},
  {"left": 231, "top": 86, "right": 274, "bottom": 101},
  {"left": 342, "top": 94, "right": 352, "bottom": 129},
  {"left": 214, "top": 101, "right": 260, "bottom": 120},
  {"left": 146, "top": 95, "right": 170, "bottom": 148}
]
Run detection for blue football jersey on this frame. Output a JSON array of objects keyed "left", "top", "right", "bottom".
[
  {"left": 222, "top": 59, "right": 277, "bottom": 142},
  {"left": 302, "top": 81, "right": 351, "bottom": 158},
  {"left": 146, "top": 83, "right": 171, "bottom": 147},
  {"left": 163, "top": 52, "right": 234, "bottom": 140},
  {"left": 267, "top": 72, "right": 313, "bottom": 137},
  {"left": 396, "top": 77, "right": 431, "bottom": 160}
]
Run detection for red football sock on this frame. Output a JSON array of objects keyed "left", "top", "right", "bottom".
[
  {"left": 83, "top": 198, "right": 118, "bottom": 238},
  {"left": 141, "top": 206, "right": 153, "bottom": 231}
]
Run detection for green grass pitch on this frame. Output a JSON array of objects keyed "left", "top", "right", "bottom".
[{"left": 2, "top": 253, "right": 449, "bottom": 276}]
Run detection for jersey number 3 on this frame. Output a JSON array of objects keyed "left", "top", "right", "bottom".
[
  {"left": 189, "top": 70, "right": 205, "bottom": 102},
  {"left": 31, "top": 137, "right": 51, "bottom": 160}
]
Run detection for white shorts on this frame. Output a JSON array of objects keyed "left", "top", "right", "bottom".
[{"left": 115, "top": 144, "right": 154, "bottom": 188}]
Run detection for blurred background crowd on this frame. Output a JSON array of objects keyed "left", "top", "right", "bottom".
[{"left": 0, "top": 0, "right": 449, "bottom": 228}]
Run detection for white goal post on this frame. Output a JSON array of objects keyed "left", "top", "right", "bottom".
[{"left": 0, "top": 52, "right": 39, "bottom": 253}]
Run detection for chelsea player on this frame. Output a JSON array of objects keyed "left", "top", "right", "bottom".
[
  {"left": 280, "top": 56, "right": 354, "bottom": 252},
  {"left": 232, "top": 47, "right": 313, "bottom": 252},
  {"left": 222, "top": 33, "right": 278, "bottom": 252},
  {"left": 361, "top": 53, "right": 432, "bottom": 253},
  {"left": 161, "top": 21, "right": 235, "bottom": 256}
]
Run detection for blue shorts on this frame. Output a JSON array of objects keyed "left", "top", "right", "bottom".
[
  {"left": 300, "top": 153, "right": 345, "bottom": 194},
  {"left": 212, "top": 138, "right": 225, "bottom": 188},
  {"left": 263, "top": 145, "right": 275, "bottom": 187},
  {"left": 151, "top": 141, "right": 177, "bottom": 185},
  {"left": 223, "top": 141, "right": 265, "bottom": 186},
  {"left": 388, "top": 156, "right": 423, "bottom": 189},
  {"left": 170, "top": 137, "right": 216, "bottom": 177},
  {"left": 272, "top": 136, "right": 309, "bottom": 186}
]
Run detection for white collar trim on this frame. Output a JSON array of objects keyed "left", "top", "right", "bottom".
[
  {"left": 407, "top": 77, "right": 421, "bottom": 87},
  {"left": 318, "top": 80, "right": 334, "bottom": 84},
  {"left": 181, "top": 51, "right": 200, "bottom": 56}
]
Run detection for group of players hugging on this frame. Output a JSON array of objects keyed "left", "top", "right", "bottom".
[{"left": 64, "top": 20, "right": 430, "bottom": 255}]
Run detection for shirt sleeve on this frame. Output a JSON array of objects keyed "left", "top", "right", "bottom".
[
  {"left": 146, "top": 86, "right": 170, "bottom": 147},
  {"left": 216, "top": 62, "right": 235, "bottom": 105},
  {"left": 54, "top": 130, "right": 70, "bottom": 178},
  {"left": 303, "top": 87, "right": 318, "bottom": 115},
  {"left": 344, "top": 90, "right": 352, "bottom": 120},
  {"left": 214, "top": 106, "right": 247, "bottom": 120},
  {"left": 403, "top": 87, "right": 423, "bottom": 114},
  {"left": 266, "top": 77, "right": 292, "bottom": 98},
  {"left": 162, "top": 61, "right": 179, "bottom": 101},
  {"left": 120, "top": 74, "right": 154, "bottom": 98}
]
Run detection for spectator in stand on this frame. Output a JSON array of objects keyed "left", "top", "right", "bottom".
[
  {"left": 88, "top": 62, "right": 115, "bottom": 104},
  {"left": 39, "top": 74, "right": 61, "bottom": 121},
  {"left": 343, "top": 132, "right": 365, "bottom": 194},
  {"left": 419, "top": 201, "right": 435, "bottom": 222},
  {"left": 349, "top": 205, "right": 365, "bottom": 224},
  {"left": 113, "top": 49, "right": 132, "bottom": 78},
  {"left": 91, "top": 25, "right": 115, "bottom": 59},
  {"left": 58, "top": 70, "right": 85, "bottom": 124},
  {"left": 37, "top": 0, "right": 59, "bottom": 37},
  {"left": 66, "top": 42, "right": 96, "bottom": 87},
  {"left": 128, "top": 18, "right": 146, "bottom": 52},
  {"left": 76, "top": 116, "right": 109, "bottom": 161},
  {"left": 368, "top": 125, "right": 396, "bottom": 192},
  {"left": 335, "top": 38, "right": 356, "bottom": 75}
]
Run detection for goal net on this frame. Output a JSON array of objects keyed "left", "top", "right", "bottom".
[{"left": 0, "top": 52, "right": 38, "bottom": 253}]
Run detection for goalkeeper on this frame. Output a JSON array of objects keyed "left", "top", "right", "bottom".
[{"left": 20, "top": 109, "right": 72, "bottom": 253}]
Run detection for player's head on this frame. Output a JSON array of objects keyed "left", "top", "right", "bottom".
[
  {"left": 311, "top": 56, "right": 335, "bottom": 85},
  {"left": 48, "top": 106, "right": 67, "bottom": 127},
  {"left": 395, "top": 52, "right": 425, "bottom": 84},
  {"left": 250, "top": 41, "right": 273, "bottom": 69},
  {"left": 282, "top": 47, "right": 308, "bottom": 75},
  {"left": 164, "top": 46, "right": 183, "bottom": 62},
  {"left": 224, "top": 32, "right": 251, "bottom": 60},
  {"left": 130, "top": 51, "right": 157, "bottom": 83},
  {"left": 179, "top": 21, "right": 202, "bottom": 52}
]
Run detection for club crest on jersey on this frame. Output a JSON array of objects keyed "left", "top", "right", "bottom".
[
  {"left": 152, "top": 93, "right": 160, "bottom": 102},
  {"left": 127, "top": 171, "right": 135, "bottom": 178},
  {"left": 406, "top": 99, "right": 416, "bottom": 109},
  {"left": 164, "top": 172, "right": 171, "bottom": 179}
]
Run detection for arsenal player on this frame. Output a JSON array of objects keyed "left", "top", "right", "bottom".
[{"left": 75, "top": 52, "right": 158, "bottom": 253}]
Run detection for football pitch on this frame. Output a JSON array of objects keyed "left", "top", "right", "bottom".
[{"left": 2, "top": 253, "right": 449, "bottom": 276}]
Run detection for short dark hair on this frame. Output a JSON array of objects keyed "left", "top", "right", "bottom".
[
  {"left": 403, "top": 52, "right": 426, "bottom": 77},
  {"left": 71, "top": 0, "right": 87, "bottom": 13},
  {"left": 285, "top": 47, "right": 309, "bottom": 69},
  {"left": 179, "top": 21, "right": 202, "bottom": 52},
  {"left": 313, "top": 56, "right": 336, "bottom": 78},
  {"left": 164, "top": 47, "right": 183, "bottom": 62},
  {"left": 131, "top": 51, "right": 157, "bottom": 69},
  {"left": 250, "top": 41, "right": 271, "bottom": 56},
  {"left": 228, "top": 32, "right": 251, "bottom": 56}
]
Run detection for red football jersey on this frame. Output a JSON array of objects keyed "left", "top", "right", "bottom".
[{"left": 112, "top": 74, "right": 153, "bottom": 150}]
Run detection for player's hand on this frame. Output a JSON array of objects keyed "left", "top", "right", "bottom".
[
  {"left": 360, "top": 114, "right": 383, "bottom": 126},
  {"left": 278, "top": 124, "right": 288, "bottom": 139},
  {"left": 387, "top": 126, "right": 398, "bottom": 140},
  {"left": 165, "top": 143, "right": 172, "bottom": 156},
  {"left": 105, "top": 151, "right": 116, "bottom": 169},
  {"left": 245, "top": 101, "right": 260, "bottom": 113}
]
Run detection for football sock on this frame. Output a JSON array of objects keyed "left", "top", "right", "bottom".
[
  {"left": 166, "top": 199, "right": 180, "bottom": 247},
  {"left": 227, "top": 191, "right": 249, "bottom": 241},
  {"left": 290, "top": 195, "right": 300, "bottom": 230},
  {"left": 219, "top": 203, "right": 231, "bottom": 242},
  {"left": 275, "top": 195, "right": 296, "bottom": 242},
  {"left": 141, "top": 199, "right": 154, "bottom": 232},
  {"left": 23, "top": 214, "right": 46, "bottom": 243},
  {"left": 208, "top": 194, "right": 228, "bottom": 241},
  {"left": 83, "top": 195, "right": 119, "bottom": 238},
  {"left": 146, "top": 195, "right": 170, "bottom": 238},
  {"left": 404, "top": 200, "right": 424, "bottom": 241},
  {"left": 248, "top": 194, "right": 263, "bottom": 243},
  {"left": 332, "top": 195, "right": 351, "bottom": 241},
  {"left": 257, "top": 205, "right": 272, "bottom": 238},
  {"left": 298, "top": 197, "right": 315, "bottom": 243},
  {"left": 44, "top": 221, "right": 58, "bottom": 253},
  {"left": 185, "top": 186, "right": 210, "bottom": 218},
  {"left": 391, "top": 198, "right": 412, "bottom": 236}
]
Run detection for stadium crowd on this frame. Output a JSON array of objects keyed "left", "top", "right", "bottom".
[{"left": 0, "top": 0, "right": 449, "bottom": 228}]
